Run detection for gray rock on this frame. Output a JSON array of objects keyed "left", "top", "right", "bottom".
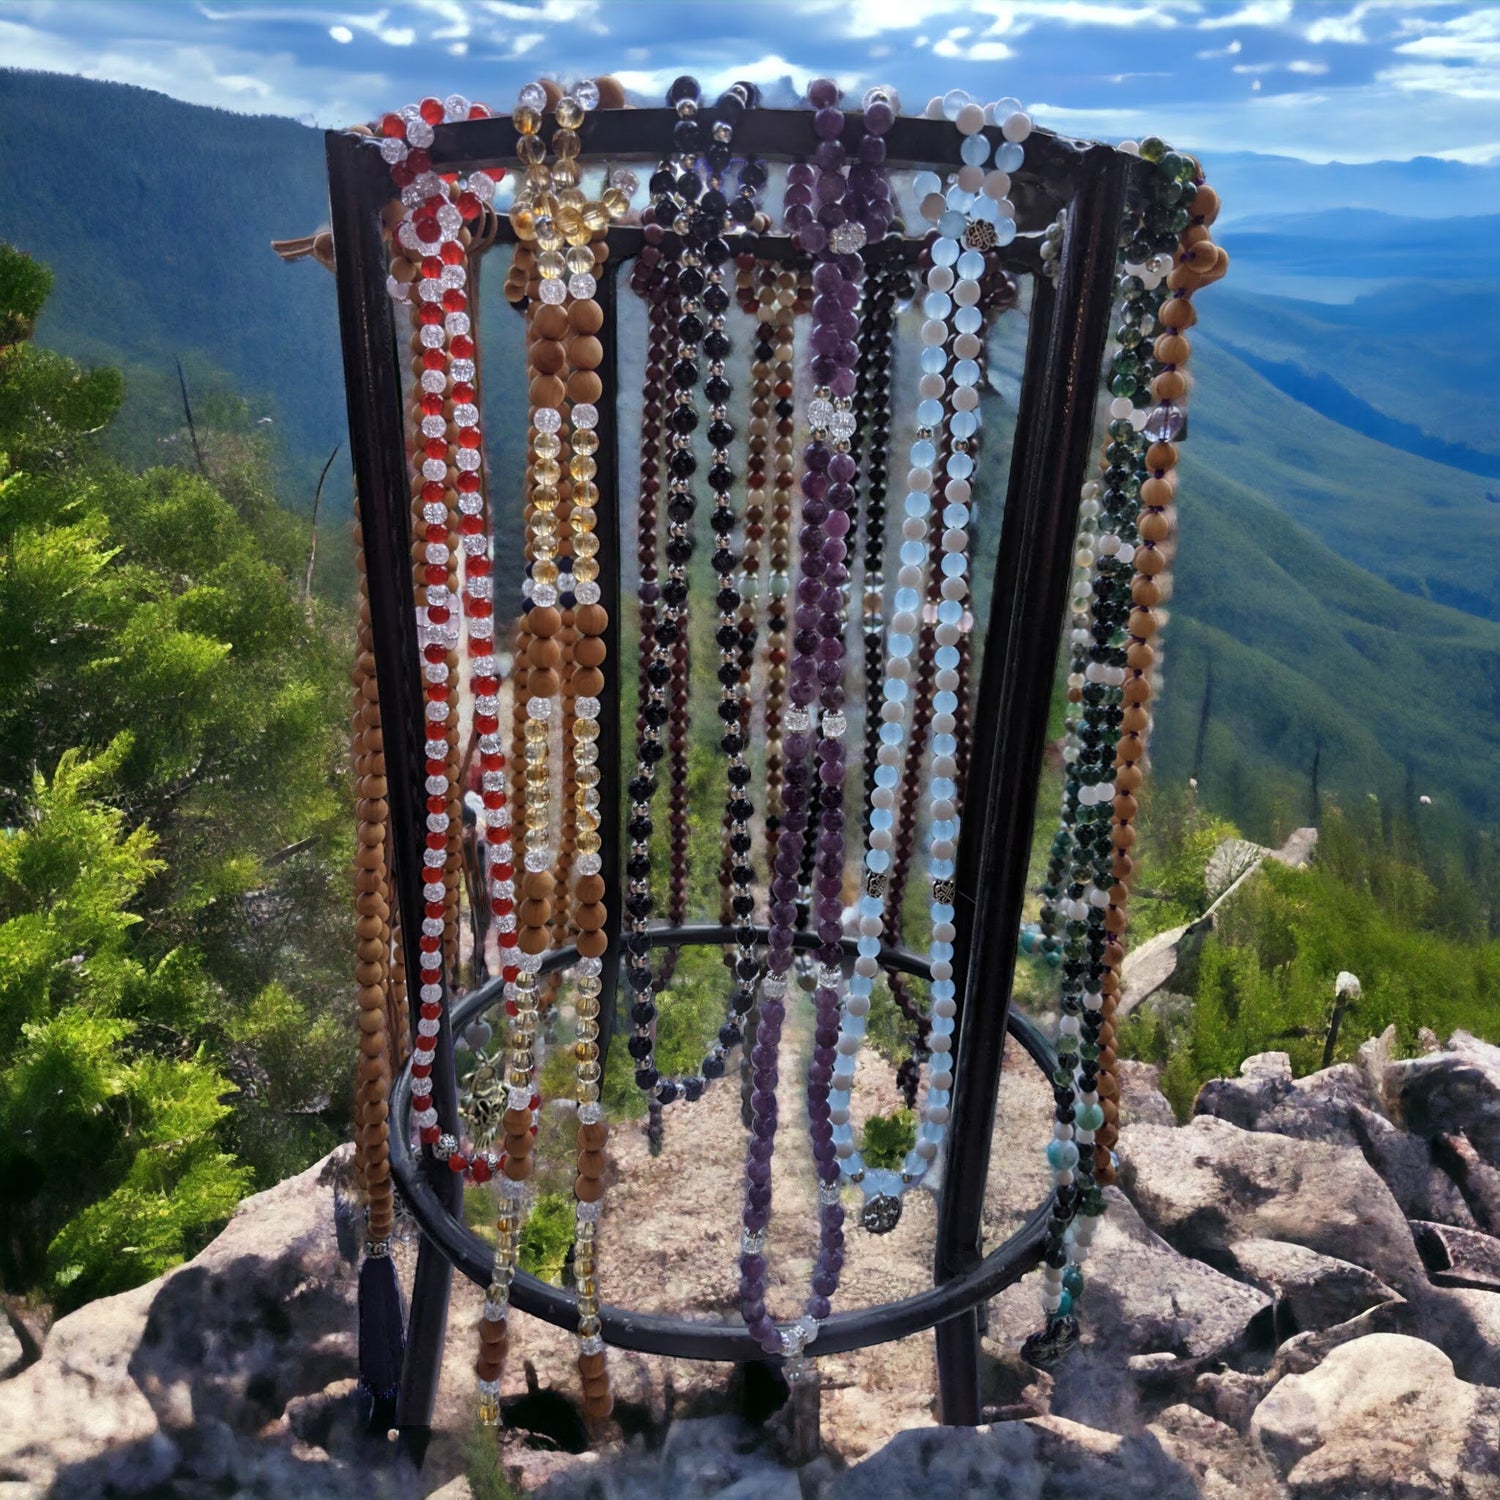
[
  {"left": 1118, "top": 1116, "right": 1425, "bottom": 1296},
  {"left": 822, "top": 1418, "right": 1206, "bottom": 1500},
  {"left": 988, "top": 1188, "right": 1271, "bottom": 1431},
  {"left": 1267, "top": 1298, "right": 1413, "bottom": 1379},
  {"left": 1433, "top": 1129, "right": 1500, "bottom": 1233},
  {"left": 659, "top": 1416, "right": 799, "bottom": 1498},
  {"left": 1196, "top": 1045, "right": 1481, "bottom": 1230},
  {"left": 1117, "top": 1059, "right": 1179, "bottom": 1127},
  {"left": 1191, "top": 1368, "right": 1276, "bottom": 1435},
  {"left": 1351, "top": 1107, "right": 1478, "bottom": 1230},
  {"left": 1389, "top": 1030, "right": 1500, "bottom": 1165},
  {"left": 1146, "top": 1403, "right": 1287, "bottom": 1500},
  {"left": 1223, "top": 1238, "right": 1400, "bottom": 1341},
  {"left": 0, "top": 1149, "right": 426, "bottom": 1500},
  {"left": 1413, "top": 1219, "right": 1500, "bottom": 1292},
  {"left": 1194, "top": 1055, "right": 1377, "bottom": 1144},
  {"left": 1250, "top": 1333, "right": 1500, "bottom": 1497},
  {"left": 0, "top": 1314, "right": 23, "bottom": 1382}
]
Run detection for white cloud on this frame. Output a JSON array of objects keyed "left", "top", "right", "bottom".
[
  {"left": 475, "top": 0, "right": 606, "bottom": 33},
  {"left": 1394, "top": 7, "right": 1500, "bottom": 62},
  {"left": 329, "top": 23, "right": 353, "bottom": 42},
  {"left": 935, "top": 35, "right": 1016, "bottom": 58},
  {"left": 1380, "top": 60, "right": 1500, "bottom": 99},
  {"left": 1286, "top": 58, "right": 1328, "bottom": 74},
  {"left": 1232, "top": 61, "right": 1277, "bottom": 73},
  {"left": 1029, "top": 75, "right": 1500, "bottom": 163},
  {"left": 1432, "top": 139, "right": 1500, "bottom": 163},
  {"left": 1198, "top": 0, "right": 1292, "bottom": 30},
  {"left": 1196, "top": 38, "right": 1243, "bottom": 58},
  {"left": 820, "top": 0, "right": 1192, "bottom": 36}
]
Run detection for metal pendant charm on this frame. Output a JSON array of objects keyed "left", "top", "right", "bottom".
[
  {"left": 1021, "top": 1314, "right": 1080, "bottom": 1369},
  {"left": 860, "top": 1192, "right": 903, "bottom": 1235}
]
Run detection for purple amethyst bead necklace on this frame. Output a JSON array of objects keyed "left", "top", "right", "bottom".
[{"left": 736, "top": 77, "right": 893, "bottom": 1365}]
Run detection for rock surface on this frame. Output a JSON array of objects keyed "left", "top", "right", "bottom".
[
  {"left": 3, "top": 1022, "right": 1500, "bottom": 1499},
  {"left": 1222, "top": 1239, "right": 1399, "bottom": 1340},
  {"left": 1118, "top": 1114, "right": 1424, "bottom": 1295},
  {"left": 1250, "top": 1334, "right": 1500, "bottom": 1498}
]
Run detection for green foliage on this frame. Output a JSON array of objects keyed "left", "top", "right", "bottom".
[
  {"left": 0, "top": 243, "right": 52, "bottom": 347},
  {"left": 605, "top": 943, "right": 730, "bottom": 1118},
  {"left": 1124, "top": 803, "right": 1500, "bottom": 1117},
  {"left": 0, "top": 249, "right": 352, "bottom": 1309},
  {"left": 0, "top": 741, "right": 250, "bottom": 1301},
  {"left": 861, "top": 1109, "right": 917, "bottom": 1171},
  {"left": 463, "top": 1422, "right": 523, "bottom": 1500},
  {"left": 518, "top": 1191, "right": 574, "bottom": 1286},
  {"left": 1127, "top": 785, "right": 1242, "bottom": 943}
]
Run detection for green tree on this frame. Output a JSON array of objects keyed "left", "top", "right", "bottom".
[{"left": 0, "top": 244, "right": 354, "bottom": 1306}]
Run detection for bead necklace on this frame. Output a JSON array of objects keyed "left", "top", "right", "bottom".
[
  {"left": 852, "top": 256, "right": 905, "bottom": 835},
  {"left": 507, "top": 75, "right": 626, "bottom": 1424},
  {"left": 737, "top": 78, "right": 893, "bottom": 1364},
  {"left": 624, "top": 77, "right": 760, "bottom": 1108},
  {"left": 373, "top": 94, "right": 512, "bottom": 1194},
  {"left": 1024, "top": 140, "right": 1225, "bottom": 1366},
  {"left": 830, "top": 94, "right": 1030, "bottom": 1235},
  {"left": 760, "top": 264, "right": 801, "bottom": 862}
]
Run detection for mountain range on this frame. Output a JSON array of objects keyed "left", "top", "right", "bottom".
[{"left": 3, "top": 68, "right": 1497, "bottom": 851}]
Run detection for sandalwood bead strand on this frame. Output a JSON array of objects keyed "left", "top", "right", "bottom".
[
  {"left": 1096, "top": 161, "right": 1224, "bottom": 1184},
  {"left": 351, "top": 514, "right": 394, "bottom": 1242}
]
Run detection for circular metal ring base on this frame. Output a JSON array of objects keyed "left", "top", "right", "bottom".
[{"left": 389, "top": 926, "right": 1058, "bottom": 1362}]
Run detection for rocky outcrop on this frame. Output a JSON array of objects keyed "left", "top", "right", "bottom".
[
  {"left": 1250, "top": 1334, "right": 1500, "bottom": 1498},
  {"left": 0, "top": 1152, "right": 424, "bottom": 1500},
  {"left": 1118, "top": 1114, "right": 1425, "bottom": 1295},
  {"left": 3, "top": 1026, "right": 1500, "bottom": 1500}
]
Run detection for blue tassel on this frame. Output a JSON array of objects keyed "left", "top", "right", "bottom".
[{"left": 358, "top": 1250, "right": 406, "bottom": 1425}]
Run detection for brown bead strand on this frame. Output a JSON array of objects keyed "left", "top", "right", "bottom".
[
  {"left": 562, "top": 237, "right": 614, "bottom": 1427},
  {"left": 351, "top": 512, "right": 394, "bottom": 1244},
  {"left": 1094, "top": 168, "right": 1226, "bottom": 1186}
]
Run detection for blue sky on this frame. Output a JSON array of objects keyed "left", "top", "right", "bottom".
[{"left": 3, "top": 0, "right": 1499, "bottom": 163}]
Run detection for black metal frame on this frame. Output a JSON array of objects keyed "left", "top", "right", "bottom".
[{"left": 325, "top": 104, "right": 1139, "bottom": 1443}]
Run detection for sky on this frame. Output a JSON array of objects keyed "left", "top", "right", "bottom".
[{"left": 2, "top": 0, "right": 1499, "bottom": 164}]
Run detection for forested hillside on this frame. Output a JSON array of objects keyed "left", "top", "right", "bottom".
[{"left": 3, "top": 66, "right": 1497, "bottom": 892}]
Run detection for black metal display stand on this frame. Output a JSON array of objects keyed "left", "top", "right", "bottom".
[{"left": 324, "top": 104, "right": 1141, "bottom": 1446}]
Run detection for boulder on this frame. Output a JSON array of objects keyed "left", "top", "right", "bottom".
[
  {"left": 1388, "top": 1030, "right": 1500, "bottom": 1165},
  {"left": 1250, "top": 1333, "right": 1500, "bottom": 1497},
  {"left": 1196, "top": 1051, "right": 1479, "bottom": 1230},
  {"left": 0, "top": 1311, "right": 24, "bottom": 1381},
  {"left": 0, "top": 1150, "right": 430, "bottom": 1500},
  {"left": 821, "top": 1416, "right": 1207, "bottom": 1500},
  {"left": 1117, "top": 1116, "right": 1425, "bottom": 1297},
  {"left": 1117, "top": 1060, "right": 1179, "bottom": 1128},
  {"left": 1194, "top": 1055, "right": 1376, "bottom": 1144},
  {"left": 1412, "top": 1219, "right": 1500, "bottom": 1292},
  {"left": 987, "top": 1189, "right": 1271, "bottom": 1430},
  {"left": 1145, "top": 1403, "right": 1286, "bottom": 1500},
  {"left": 1223, "top": 1238, "right": 1400, "bottom": 1341}
]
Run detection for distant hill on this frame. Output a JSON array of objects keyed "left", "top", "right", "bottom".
[
  {"left": 0, "top": 69, "right": 346, "bottom": 507},
  {"left": 1201, "top": 152, "right": 1500, "bottom": 226},
  {"left": 4, "top": 67, "right": 1498, "bottom": 848},
  {"left": 1200, "top": 282, "right": 1500, "bottom": 460}
]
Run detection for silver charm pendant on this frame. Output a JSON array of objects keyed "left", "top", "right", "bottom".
[
  {"left": 1021, "top": 1315, "right": 1080, "bottom": 1368},
  {"left": 860, "top": 1192, "right": 903, "bottom": 1235}
]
